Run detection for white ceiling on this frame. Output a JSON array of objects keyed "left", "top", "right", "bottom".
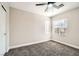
[{"left": 10, "top": 2, "right": 79, "bottom": 17}]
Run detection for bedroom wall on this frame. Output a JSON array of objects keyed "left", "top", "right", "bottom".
[
  {"left": 10, "top": 7, "right": 50, "bottom": 48},
  {"left": 52, "top": 7, "right": 79, "bottom": 48}
]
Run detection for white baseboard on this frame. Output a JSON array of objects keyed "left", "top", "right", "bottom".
[
  {"left": 52, "top": 39, "right": 79, "bottom": 49},
  {"left": 10, "top": 39, "right": 50, "bottom": 49},
  {"left": 10, "top": 38, "right": 79, "bottom": 50}
]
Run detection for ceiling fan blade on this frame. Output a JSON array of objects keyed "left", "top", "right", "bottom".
[
  {"left": 45, "top": 5, "right": 48, "bottom": 12},
  {"left": 53, "top": 4, "right": 59, "bottom": 9},
  {"left": 36, "top": 3, "right": 47, "bottom": 6},
  {"left": 48, "top": 2, "right": 56, "bottom": 4},
  {"left": 35, "top": 2, "right": 56, "bottom": 6},
  {"left": 53, "top": 4, "right": 64, "bottom": 9},
  {"left": 59, "top": 4, "right": 64, "bottom": 7}
]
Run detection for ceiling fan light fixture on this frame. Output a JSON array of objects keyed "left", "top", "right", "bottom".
[{"left": 48, "top": 3, "right": 53, "bottom": 8}]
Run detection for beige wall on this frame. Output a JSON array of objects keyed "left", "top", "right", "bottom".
[
  {"left": 10, "top": 7, "right": 50, "bottom": 47},
  {"left": 52, "top": 7, "right": 79, "bottom": 48}
]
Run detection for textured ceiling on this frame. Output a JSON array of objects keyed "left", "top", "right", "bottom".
[{"left": 10, "top": 2, "right": 79, "bottom": 17}]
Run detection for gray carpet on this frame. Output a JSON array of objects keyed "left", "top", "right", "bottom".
[{"left": 4, "top": 40, "right": 79, "bottom": 56}]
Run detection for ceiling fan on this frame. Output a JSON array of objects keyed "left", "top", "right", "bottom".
[{"left": 36, "top": 2, "right": 64, "bottom": 12}]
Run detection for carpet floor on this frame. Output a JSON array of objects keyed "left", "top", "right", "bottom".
[{"left": 4, "top": 40, "right": 79, "bottom": 56}]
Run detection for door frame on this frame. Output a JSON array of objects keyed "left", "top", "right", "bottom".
[{"left": 0, "top": 3, "right": 8, "bottom": 55}]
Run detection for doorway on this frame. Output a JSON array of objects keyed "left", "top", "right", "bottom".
[{"left": 0, "top": 3, "right": 7, "bottom": 55}]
